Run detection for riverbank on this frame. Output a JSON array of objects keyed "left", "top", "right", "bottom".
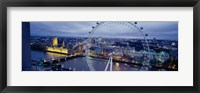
[{"left": 89, "top": 55, "right": 178, "bottom": 71}]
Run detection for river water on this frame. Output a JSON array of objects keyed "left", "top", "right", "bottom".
[{"left": 31, "top": 50, "right": 160, "bottom": 71}]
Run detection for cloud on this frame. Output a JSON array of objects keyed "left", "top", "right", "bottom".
[{"left": 30, "top": 21, "right": 178, "bottom": 40}]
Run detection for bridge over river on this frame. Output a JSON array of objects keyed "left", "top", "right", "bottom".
[{"left": 30, "top": 50, "right": 168, "bottom": 71}]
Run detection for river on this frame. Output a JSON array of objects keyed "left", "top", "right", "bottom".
[{"left": 31, "top": 50, "right": 163, "bottom": 71}]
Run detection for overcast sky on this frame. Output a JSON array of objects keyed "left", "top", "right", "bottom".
[{"left": 30, "top": 21, "right": 178, "bottom": 40}]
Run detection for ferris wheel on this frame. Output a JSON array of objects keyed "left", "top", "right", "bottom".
[{"left": 84, "top": 22, "right": 151, "bottom": 71}]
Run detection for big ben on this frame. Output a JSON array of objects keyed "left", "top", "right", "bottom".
[{"left": 52, "top": 37, "right": 58, "bottom": 47}]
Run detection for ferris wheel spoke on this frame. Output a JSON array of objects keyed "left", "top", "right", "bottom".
[{"left": 85, "top": 22, "right": 151, "bottom": 71}]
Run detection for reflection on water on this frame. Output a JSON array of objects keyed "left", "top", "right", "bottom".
[
  {"left": 46, "top": 52, "right": 66, "bottom": 58},
  {"left": 31, "top": 50, "right": 66, "bottom": 59},
  {"left": 31, "top": 50, "right": 159, "bottom": 71}
]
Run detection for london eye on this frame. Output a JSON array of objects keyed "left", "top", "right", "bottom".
[{"left": 84, "top": 22, "right": 151, "bottom": 71}]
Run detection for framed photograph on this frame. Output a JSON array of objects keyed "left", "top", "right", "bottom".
[{"left": 0, "top": 0, "right": 200, "bottom": 93}]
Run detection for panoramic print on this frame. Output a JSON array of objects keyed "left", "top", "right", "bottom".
[{"left": 22, "top": 21, "right": 178, "bottom": 71}]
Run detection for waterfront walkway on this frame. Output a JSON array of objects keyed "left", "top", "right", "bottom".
[{"left": 31, "top": 54, "right": 84, "bottom": 64}]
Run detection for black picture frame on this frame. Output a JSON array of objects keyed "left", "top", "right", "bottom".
[{"left": 0, "top": 0, "right": 200, "bottom": 93}]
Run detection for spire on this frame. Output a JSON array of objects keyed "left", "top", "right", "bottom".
[{"left": 62, "top": 40, "right": 65, "bottom": 48}]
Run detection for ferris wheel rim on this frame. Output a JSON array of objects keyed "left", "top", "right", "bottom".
[{"left": 85, "top": 22, "right": 151, "bottom": 71}]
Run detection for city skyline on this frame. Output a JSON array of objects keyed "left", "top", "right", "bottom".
[
  {"left": 30, "top": 21, "right": 178, "bottom": 40},
  {"left": 22, "top": 22, "right": 179, "bottom": 71},
  {"left": 29, "top": 35, "right": 178, "bottom": 71}
]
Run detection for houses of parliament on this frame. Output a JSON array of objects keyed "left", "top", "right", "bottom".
[{"left": 45, "top": 37, "right": 68, "bottom": 54}]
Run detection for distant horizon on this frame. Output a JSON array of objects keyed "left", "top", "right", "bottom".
[{"left": 31, "top": 35, "right": 178, "bottom": 41}]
